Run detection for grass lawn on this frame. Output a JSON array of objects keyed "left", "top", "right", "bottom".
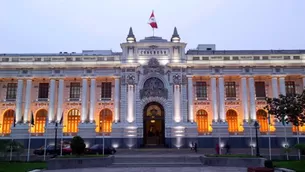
[
  {"left": 205, "top": 154, "right": 255, "bottom": 158},
  {"left": 0, "top": 162, "right": 46, "bottom": 172},
  {"left": 273, "top": 160, "right": 305, "bottom": 172}
]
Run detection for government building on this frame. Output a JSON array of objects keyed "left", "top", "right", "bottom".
[{"left": 0, "top": 27, "right": 304, "bottom": 149}]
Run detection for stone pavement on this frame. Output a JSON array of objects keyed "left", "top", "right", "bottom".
[{"left": 46, "top": 167, "right": 247, "bottom": 172}]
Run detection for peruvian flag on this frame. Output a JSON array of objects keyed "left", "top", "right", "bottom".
[{"left": 148, "top": 11, "right": 158, "bottom": 29}]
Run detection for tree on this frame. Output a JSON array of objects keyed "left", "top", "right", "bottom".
[
  {"left": 264, "top": 90, "right": 305, "bottom": 127},
  {"left": 70, "top": 136, "right": 86, "bottom": 155}
]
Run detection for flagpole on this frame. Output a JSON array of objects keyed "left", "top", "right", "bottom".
[
  {"left": 153, "top": 28, "right": 154, "bottom": 37},
  {"left": 284, "top": 123, "right": 288, "bottom": 160},
  {"left": 268, "top": 123, "right": 272, "bottom": 160},
  {"left": 43, "top": 124, "right": 47, "bottom": 161},
  {"left": 60, "top": 124, "right": 63, "bottom": 156},
  {"left": 9, "top": 138, "right": 13, "bottom": 161},
  {"left": 267, "top": 113, "right": 272, "bottom": 160},
  {"left": 27, "top": 123, "right": 32, "bottom": 162},
  {"left": 249, "top": 121, "right": 253, "bottom": 156},
  {"left": 297, "top": 126, "right": 300, "bottom": 160}
]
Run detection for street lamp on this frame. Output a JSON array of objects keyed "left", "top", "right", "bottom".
[{"left": 254, "top": 121, "right": 260, "bottom": 157}]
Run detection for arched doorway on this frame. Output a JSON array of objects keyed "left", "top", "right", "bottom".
[
  {"left": 256, "top": 109, "right": 268, "bottom": 133},
  {"left": 196, "top": 109, "right": 209, "bottom": 133},
  {"left": 67, "top": 109, "right": 80, "bottom": 133},
  {"left": 99, "top": 109, "right": 113, "bottom": 134},
  {"left": 143, "top": 102, "right": 165, "bottom": 146},
  {"left": 226, "top": 109, "right": 238, "bottom": 133},
  {"left": 2, "top": 109, "right": 14, "bottom": 134},
  {"left": 34, "top": 109, "right": 48, "bottom": 133}
]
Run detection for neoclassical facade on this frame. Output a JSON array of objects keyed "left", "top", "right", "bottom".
[{"left": 0, "top": 27, "right": 305, "bottom": 148}]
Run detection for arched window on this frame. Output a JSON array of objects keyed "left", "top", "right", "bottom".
[
  {"left": 99, "top": 109, "right": 113, "bottom": 133},
  {"left": 196, "top": 110, "right": 208, "bottom": 133},
  {"left": 67, "top": 109, "right": 80, "bottom": 133},
  {"left": 2, "top": 109, "right": 14, "bottom": 134},
  {"left": 256, "top": 110, "right": 268, "bottom": 132},
  {"left": 34, "top": 109, "right": 47, "bottom": 133},
  {"left": 226, "top": 110, "right": 238, "bottom": 133}
]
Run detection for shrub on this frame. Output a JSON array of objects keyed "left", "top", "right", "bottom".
[
  {"left": 294, "top": 143, "right": 305, "bottom": 155},
  {"left": 264, "top": 160, "right": 273, "bottom": 168},
  {"left": 70, "top": 136, "right": 86, "bottom": 155}
]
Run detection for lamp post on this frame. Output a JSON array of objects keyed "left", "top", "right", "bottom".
[{"left": 254, "top": 121, "right": 260, "bottom": 157}]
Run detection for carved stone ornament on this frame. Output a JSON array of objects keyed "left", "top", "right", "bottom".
[
  {"left": 140, "top": 77, "right": 168, "bottom": 99},
  {"left": 173, "top": 74, "right": 181, "bottom": 85},
  {"left": 181, "top": 74, "right": 187, "bottom": 84},
  {"left": 143, "top": 58, "right": 165, "bottom": 75},
  {"left": 126, "top": 74, "right": 135, "bottom": 85}
]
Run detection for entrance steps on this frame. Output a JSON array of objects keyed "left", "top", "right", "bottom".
[{"left": 110, "top": 156, "right": 204, "bottom": 167}]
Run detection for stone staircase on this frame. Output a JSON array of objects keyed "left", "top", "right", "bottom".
[{"left": 110, "top": 156, "right": 204, "bottom": 167}]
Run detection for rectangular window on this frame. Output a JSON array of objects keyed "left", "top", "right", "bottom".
[
  {"left": 38, "top": 83, "right": 49, "bottom": 99},
  {"left": 255, "top": 82, "right": 266, "bottom": 98},
  {"left": 225, "top": 82, "right": 236, "bottom": 98},
  {"left": 70, "top": 82, "right": 81, "bottom": 100},
  {"left": 101, "top": 82, "right": 112, "bottom": 99},
  {"left": 195, "top": 82, "right": 207, "bottom": 99},
  {"left": 285, "top": 81, "right": 296, "bottom": 96},
  {"left": 6, "top": 83, "right": 17, "bottom": 100}
]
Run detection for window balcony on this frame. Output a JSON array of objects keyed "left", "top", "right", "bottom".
[
  {"left": 225, "top": 97, "right": 239, "bottom": 101},
  {"left": 36, "top": 98, "right": 49, "bottom": 102},
  {"left": 68, "top": 98, "right": 80, "bottom": 102},
  {"left": 99, "top": 98, "right": 112, "bottom": 102},
  {"left": 195, "top": 97, "right": 208, "bottom": 101},
  {"left": 3, "top": 98, "right": 16, "bottom": 102}
]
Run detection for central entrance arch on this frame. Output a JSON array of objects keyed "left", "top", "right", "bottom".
[{"left": 143, "top": 102, "right": 165, "bottom": 146}]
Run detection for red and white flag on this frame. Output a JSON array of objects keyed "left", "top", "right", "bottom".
[{"left": 148, "top": 11, "right": 158, "bottom": 29}]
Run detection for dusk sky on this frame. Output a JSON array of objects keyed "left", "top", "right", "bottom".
[{"left": 1, "top": 0, "right": 304, "bottom": 53}]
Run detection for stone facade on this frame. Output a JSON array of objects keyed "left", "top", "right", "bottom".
[{"left": 0, "top": 28, "right": 305, "bottom": 149}]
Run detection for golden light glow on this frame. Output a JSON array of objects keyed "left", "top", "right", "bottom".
[
  {"left": 33, "top": 109, "right": 47, "bottom": 133},
  {"left": 196, "top": 109, "right": 208, "bottom": 133},
  {"left": 66, "top": 109, "right": 80, "bottom": 133},
  {"left": 2, "top": 109, "right": 14, "bottom": 134},
  {"left": 256, "top": 110, "right": 268, "bottom": 132},
  {"left": 226, "top": 109, "right": 238, "bottom": 133},
  {"left": 99, "top": 109, "right": 113, "bottom": 133}
]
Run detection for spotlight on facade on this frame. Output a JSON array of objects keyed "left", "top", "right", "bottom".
[
  {"left": 85, "top": 142, "right": 90, "bottom": 148},
  {"left": 112, "top": 143, "right": 119, "bottom": 149},
  {"left": 282, "top": 142, "right": 289, "bottom": 148}
]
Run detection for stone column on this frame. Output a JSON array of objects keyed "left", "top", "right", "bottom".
[
  {"left": 279, "top": 76, "right": 286, "bottom": 96},
  {"left": 81, "top": 78, "right": 88, "bottom": 122},
  {"left": 23, "top": 79, "right": 32, "bottom": 123},
  {"left": 272, "top": 77, "right": 279, "bottom": 98},
  {"left": 89, "top": 78, "right": 96, "bottom": 123},
  {"left": 248, "top": 77, "right": 256, "bottom": 120},
  {"left": 187, "top": 75, "right": 194, "bottom": 122},
  {"left": 211, "top": 76, "right": 218, "bottom": 122},
  {"left": 241, "top": 77, "right": 249, "bottom": 122},
  {"left": 15, "top": 79, "right": 24, "bottom": 123},
  {"left": 127, "top": 85, "right": 134, "bottom": 123},
  {"left": 48, "top": 79, "right": 56, "bottom": 122},
  {"left": 56, "top": 79, "right": 64, "bottom": 121},
  {"left": 174, "top": 85, "right": 181, "bottom": 122},
  {"left": 218, "top": 76, "right": 225, "bottom": 122},
  {"left": 114, "top": 77, "right": 120, "bottom": 123}
]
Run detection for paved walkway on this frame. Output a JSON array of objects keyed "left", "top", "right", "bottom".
[{"left": 46, "top": 167, "right": 247, "bottom": 172}]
